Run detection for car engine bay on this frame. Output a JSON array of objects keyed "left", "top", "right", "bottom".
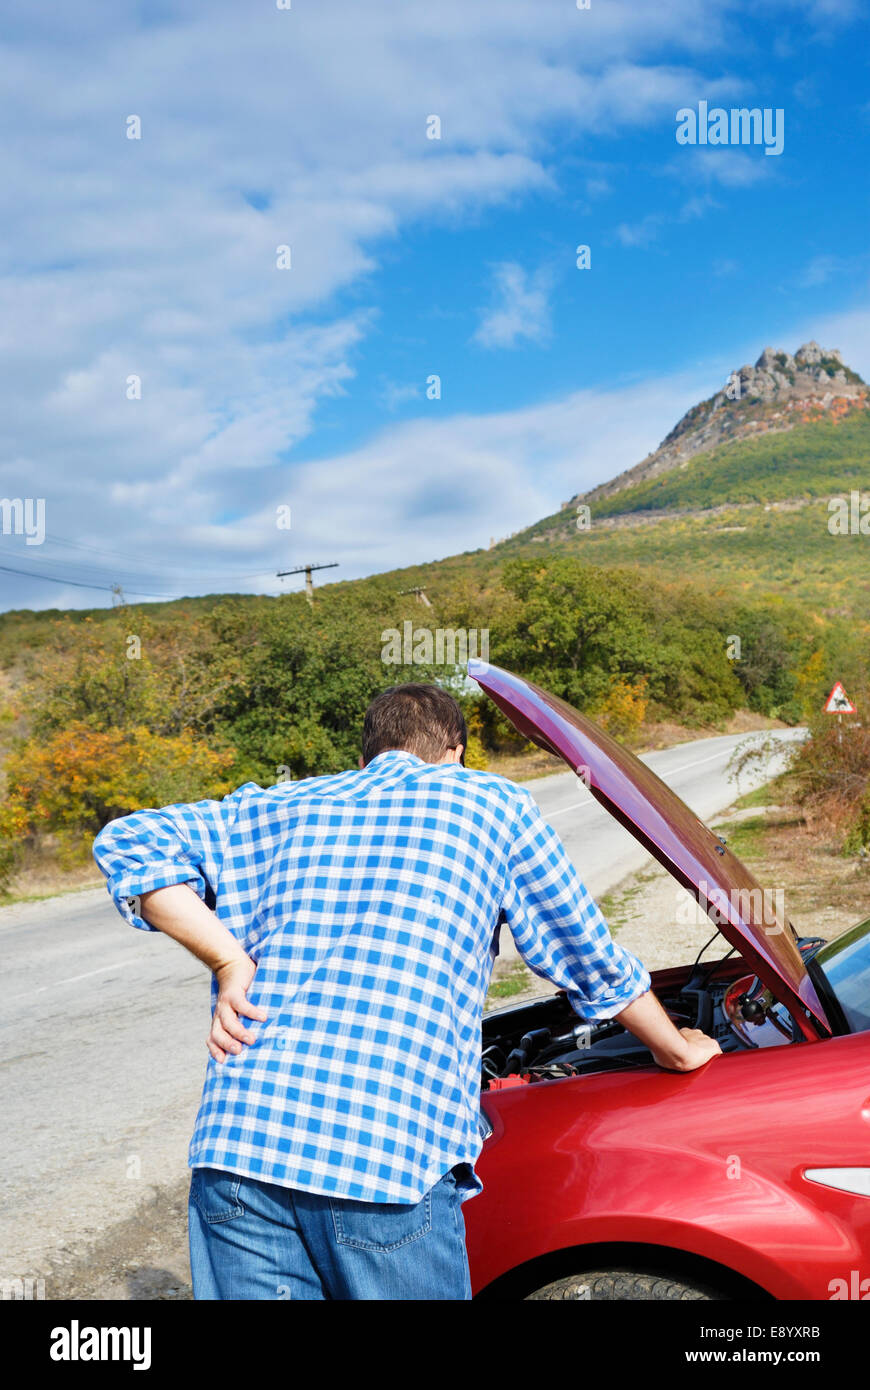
[{"left": 480, "top": 941, "right": 828, "bottom": 1090}]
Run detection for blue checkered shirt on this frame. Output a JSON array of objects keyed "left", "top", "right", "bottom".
[{"left": 92, "top": 751, "right": 650, "bottom": 1204}]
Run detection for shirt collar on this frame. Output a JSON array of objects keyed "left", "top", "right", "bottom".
[{"left": 364, "top": 749, "right": 425, "bottom": 769}]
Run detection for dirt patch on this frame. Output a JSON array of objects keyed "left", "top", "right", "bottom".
[
  {"left": 44, "top": 1177, "right": 193, "bottom": 1301},
  {"left": 710, "top": 803, "right": 870, "bottom": 942},
  {"left": 1, "top": 857, "right": 103, "bottom": 906}
]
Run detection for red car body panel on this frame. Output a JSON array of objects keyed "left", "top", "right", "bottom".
[{"left": 468, "top": 1019, "right": 870, "bottom": 1298}]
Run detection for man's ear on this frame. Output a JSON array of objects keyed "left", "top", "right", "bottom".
[
  {"left": 449, "top": 744, "right": 464, "bottom": 765},
  {"left": 358, "top": 755, "right": 365, "bottom": 769}
]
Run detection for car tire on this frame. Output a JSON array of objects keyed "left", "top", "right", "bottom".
[{"left": 526, "top": 1269, "right": 725, "bottom": 1300}]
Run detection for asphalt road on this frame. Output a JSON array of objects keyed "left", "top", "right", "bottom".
[{"left": 0, "top": 727, "right": 803, "bottom": 1284}]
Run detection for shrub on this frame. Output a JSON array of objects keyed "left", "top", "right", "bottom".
[{"left": 786, "top": 704, "right": 870, "bottom": 851}]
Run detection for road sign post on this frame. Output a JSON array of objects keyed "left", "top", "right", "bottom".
[{"left": 824, "top": 682, "right": 857, "bottom": 745}]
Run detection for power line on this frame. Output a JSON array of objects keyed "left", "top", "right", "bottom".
[
  {"left": 1, "top": 531, "right": 303, "bottom": 601},
  {"left": 4, "top": 549, "right": 180, "bottom": 587},
  {"left": 0, "top": 560, "right": 186, "bottom": 600},
  {"left": 42, "top": 533, "right": 282, "bottom": 583},
  {"left": 0, "top": 540, "right": 292, "bottom": 599}
]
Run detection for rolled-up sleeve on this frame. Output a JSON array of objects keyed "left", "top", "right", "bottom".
[
  {"left": 92, "top": 783, "right": 259, "bottom": 931},
  {"left": 500, "top": 791, "right": 651, "bottom": 1021}
]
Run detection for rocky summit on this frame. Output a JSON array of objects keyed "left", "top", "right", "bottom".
[{"left": 569, "top": 342, "right": 867, "bottom": 508}]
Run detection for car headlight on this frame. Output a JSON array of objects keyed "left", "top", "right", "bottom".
[{"left": 804, "top": 1167, "right": 870, "bottom": 1197}]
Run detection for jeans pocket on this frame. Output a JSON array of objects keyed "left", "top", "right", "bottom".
[
  {"left": 331, "top": 1191, "right": 432, "bottom": 1252},
  {"left": 189, "top": 1167, "right": 245, "bottom": 1224}
]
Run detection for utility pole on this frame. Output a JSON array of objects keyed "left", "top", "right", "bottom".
[
  {"left": 398, "top": 586, "right": 432, "bottom": 608},
  {"left": 277, "top": 562, "right": 339, "bottom": 606}
]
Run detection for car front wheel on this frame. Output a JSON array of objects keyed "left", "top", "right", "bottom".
[{"left": 526, "top": 1268, "right": 725, "bottom": 1300}]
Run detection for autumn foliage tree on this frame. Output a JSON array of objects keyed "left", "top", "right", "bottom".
[{"left": 0, "top": 723, "right": 235, "bottom": 880}]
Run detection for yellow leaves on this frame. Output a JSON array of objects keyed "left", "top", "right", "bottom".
[{"left": 589, "top": 676, "right": 649, "bottom": 743}]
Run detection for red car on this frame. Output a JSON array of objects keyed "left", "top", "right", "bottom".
[{"left": 464, "top": 661, "right": 870, "bottom": 1302}]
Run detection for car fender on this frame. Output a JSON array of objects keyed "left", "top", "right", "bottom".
[{"left": 468, "top": 1035, "right": 870, "bottom": 1298}]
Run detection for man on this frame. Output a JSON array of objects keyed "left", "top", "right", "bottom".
[{"left": 93, "top": 683, "right": 721, "bottom": 1301}]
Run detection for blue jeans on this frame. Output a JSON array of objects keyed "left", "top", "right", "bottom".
[{"left": 188, "top": 1164, "right": 474, "bottom": 1300}]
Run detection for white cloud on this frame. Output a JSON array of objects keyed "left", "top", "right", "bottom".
[
  {"left": 243, "top": 362, "right": 734, "bottom": 587},
  {"left": 615, "top": 215, "right": 665, "bottom": 247},
  {"left": 661, "top": 147, "right": 776, "bottom": 189},
  {"left": 679, "top": 192, "right": 720, "bottom": 219},
  {"left": 472, "top": 263, "right": 554, "bottom": 349},
  {"left": 793, "top": 76, "right": 822, "bottom": 107},
  {"left": 802, "top": 0, "right": 861, "bottom": 22},
  {"left": 797, "top": 254, "right": 844, "bottom": 288},
  {"left": 616, "top": 190, "right": 718, "bottom": 248},
  {"left": 379, "top": 380, "right": 422, "bottom": 412},
  {"left": 8, "top": 303, "right": 870, "bottom": 609}
]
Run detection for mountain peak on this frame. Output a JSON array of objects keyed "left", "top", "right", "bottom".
[{"left": 573, "top": 341, "right": 866, "bottom": 508}]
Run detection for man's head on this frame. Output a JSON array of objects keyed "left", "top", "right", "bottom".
[{"left": 361, "top": 684, "right": 467, "bottom": 766}]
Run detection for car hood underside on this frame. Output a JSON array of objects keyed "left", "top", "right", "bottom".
[{"left": 468, "top": 659, "right": 831, "bottom": 1039}]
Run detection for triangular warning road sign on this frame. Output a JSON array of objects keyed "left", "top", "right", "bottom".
[{"left": 824, "top": 681, "right": 856, "bottom": 714}]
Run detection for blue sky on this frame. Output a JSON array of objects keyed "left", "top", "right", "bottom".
[{"left": 1, "top": 0, "right": 869, "bottom": 608}]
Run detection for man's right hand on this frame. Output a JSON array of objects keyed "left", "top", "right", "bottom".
[
  {"left": 651, "top": 1026, "right": 722, "bottom": 1073},
  {"left": 614, "top": 989, "right": 722, "bottom": 1073},
  {"left": 208, "top": 955, "right": 269, "bottom": 1064}
]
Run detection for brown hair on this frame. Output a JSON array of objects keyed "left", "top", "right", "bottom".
[{"left": 362, "top": 684, "right": 467, "bottom": 766}]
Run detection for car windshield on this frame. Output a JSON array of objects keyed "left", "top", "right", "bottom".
[{"left": 813, "top": 917, "right": 870, "bottom": 1034}]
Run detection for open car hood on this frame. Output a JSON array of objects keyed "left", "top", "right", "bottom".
[{"left": 468, "top": 659, "right": 832, "bottom": 1039}]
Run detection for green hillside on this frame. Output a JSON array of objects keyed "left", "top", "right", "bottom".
[
  {"left": 499, "top": 499, "right": 870, "bottom": 622},
  {"left": 523, "top": 409, "right": 870, "bottom": 531},
  {"left": 598, "top": 410, "right": 870, "bottom": 517},
  {"left": 497, "top": 410, "right": 870, "bottom": 624}
]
